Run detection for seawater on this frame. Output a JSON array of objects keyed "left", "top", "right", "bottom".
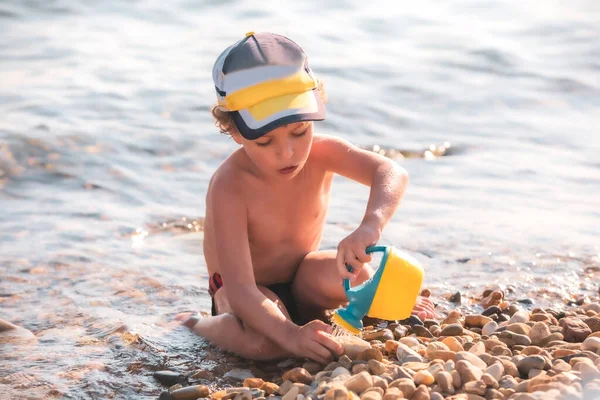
[{"left": 1, "top": 0, "right": 600, "bottom": 398}]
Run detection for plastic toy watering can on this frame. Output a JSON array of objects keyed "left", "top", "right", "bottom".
[{"left": 332, "top": 246, "right": 424, "bottom": 334}]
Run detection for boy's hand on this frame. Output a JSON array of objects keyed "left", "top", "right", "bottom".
[
  {"left": 287, "top": 320, "right": 343, "bottom": 364},
  {"left": 336, "top": 223, "right": 381, "bottom": 281}
]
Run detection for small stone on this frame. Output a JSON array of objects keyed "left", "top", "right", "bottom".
[
  {"left": 484, "top": 363, "right": 504, "bottom": 381},
  {"left": 189, "top": 369, "right": 215, "bottom": 381},
  {"left": 498, "top": 331, "right": 532, "bottom": 347},
  {"left": 282, "top": 368, "right": 313, "bottom": 385},
  {"left": 335, "top": 355, "right": 351, "bottom": 370},
  {"left": 357, "top": 348, "right": 383, "bottom": 362},
  {"left": 393, "top": 325, "right": 409, "bottom": 339},
  {"left": 171, "top": 385, "right": 210, "bottom": 400},
  {"left": 481, "top": 290, "right": 504, "bottom": 309},
  {"left": 499, "top": 360, "right": 519, "bottom": 377},
  {"left": 367, "top": 359, "right": 387, "bottom": 376},
  {"left": 456, "top": 360, "right": 483, "bottom": 383},
  {"left": 482, "top": 321, "right": 498, "bottom": 337},
  {"left": 413, "top": 370, "right": 434, "bottom": 386},
  {"left": 529, "top": 322, "right": 551, "bottom": 346},
  {"left": 344, "top": 371, "right": 372, "bottom": 395},
  {"left": 584, "top": 316, "right": 600, "bottom": 333},
  {"left": 389, "top": 378, "right": 415, "bottom": 397},
  {"left": 396, "top": 342, "right": 425, "bottom": 364},
  {"left": 498, "top": 375, "right": 518, "bottom": 390},
  {"left": 538, "top": 332, "right": 564, "bottom": 347},
  {"left": 468, "top": 342, "right": 486, "bottom": 355},
  {"left": 331, "top": 367, "right": 351, "bottom": 379},
  {"left": 482, "top": 306, "right": 502, "bottom": 317},
  {"left": 516, "top": 356, "right": 547, "bottom": 376},
  {"left": 508, "top": 311, "right": 529, "bottom": 325},
  {"left": 363, "top": 329, "right": 394, "bottom": 342},
  {"left": 481, "top": 373, "right": 499, "bottom": 389},
  {"left": 243, "top": 378, "right": 264, "bottom": 388},
  {"left": 412, "top": 325, "right": 433, "bottom": 338},
  {"left": 429, "top": 393, "right": 443, "bottom": 400},
  {"left": 384, "top": 340, "right": 399, "bottom": 355},
  {"left": 582, "top": 336, "right": 600, "bottom": 352},
  {"left": 282, "top": 386, "right": 300, "bottom": 400},
  {"left": 154, "top": 371, "right": 185, "bottom": 387},
  {"left": 561, "top": 317, "right": 592, "bottom": 342},
  {"left": 224, "top": 369, "right": 254, "bottom": 381},
  {"left": 440, "top": 324, "right": 463, "bottom": 337},
  {"left": 399, "top": 337, "right": 420, "bottom": 348},
  {"left": 449, "top": 292, "right": 461, "bottom": 303},
  {"left": 435, "top": 371, "right": 454, "bottom": 394},
  {"left": 398, "top": 315, "right": 423, "bottom": 326},
  {"left": 259, "top": 382, "right": 278, "bottom": 395},
  {"left": 464, "top": 380, "right": 486, "bottom": 396},
  {"left": 159, "top": 391, "right": 174, "bottom": 400},
  {"left": 584, "top": 303, "right": 600, "bottom": 313},
  {"left": 441, "top": 337, "right": 464, "bottom": 352},
  {"left": 451, "top": 370, "right": 462, "bottom": 389},
  {"left": 426, "top": 342, "right": 450, "bottom": 358},
  {"left": 382, "top": 387, "right": 402, "bottom": 400},
  {"left": 455, "top": 352, "right": 487, "bottom": 370},
  {"left": 465, "top": 315, "right": 493, "bottom": 329},
  {"left": 360, "top": 389, "right": 382, "bottom": 400},
  {"left": 411, "top": 385, "right": 430, "bottom": 400},
  {"left": 325, "top": 387, "right": 349, "bottom": 400},
  {"left": 506, "top": 323, "right": 531, "bottom": 336},
  {"left": 342, "top": 337, "right": 372, "bottom": 359}
]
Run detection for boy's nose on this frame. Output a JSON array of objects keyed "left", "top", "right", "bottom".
[{"left": 279, "top": 140, "right": 294, "bottom": 160}]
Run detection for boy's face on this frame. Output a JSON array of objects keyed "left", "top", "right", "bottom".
[{"left": 233, "top": 121, "right": 314, "bottom": 180}]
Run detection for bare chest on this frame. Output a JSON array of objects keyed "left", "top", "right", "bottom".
[{"left": 246, "top": 173, "right": 333, "bottom": 246}]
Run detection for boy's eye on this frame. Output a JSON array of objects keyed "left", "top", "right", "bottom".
[
  {"left": 292, "top": 128, "right": 308, "bottom": 137},
  {"left": 256, "top": 140, "right": 271, "bottom": 147}
]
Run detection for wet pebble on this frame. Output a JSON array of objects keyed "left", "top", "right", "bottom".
[{"left": 154, "top": 370, "right": 185, "bottom": 387}]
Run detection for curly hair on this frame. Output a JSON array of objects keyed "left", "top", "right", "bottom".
[{"left": 211, "top": 80, "right": 328, "bottom": 136}]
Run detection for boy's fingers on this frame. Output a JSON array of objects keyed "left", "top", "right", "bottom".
[
  {"left": 335, "top": 250, "right": 346, "bottom": 277},
  {"left": 345, "top": 253, "right": 363, "bottom": 276},
  {"left": 353, "top": 246, "right": 371, "bottom": 263},
  {"left": 314, "top": 331, "right": 343, "bottom": 356}
]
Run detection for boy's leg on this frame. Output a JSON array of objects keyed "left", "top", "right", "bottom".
[
  {"left": 181, "top": 285, "right": 292, "bottom": 360},
  {"left": 291, "top": 250, "right": 372, "bottom": 314}
]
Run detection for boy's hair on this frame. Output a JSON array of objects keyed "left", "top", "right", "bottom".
[{"left": 211, "top": 80, "right": 329, "bottom": 136}]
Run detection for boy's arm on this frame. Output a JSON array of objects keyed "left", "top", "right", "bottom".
[
  {"left": 313, "top": 135, "right": 409, "bottom": 277},
  {"left": 208, "top": 173, "right": 341, "bottom": 362},
  {"left": 208, "top": 175, "right": 297, "bottom": 341}
]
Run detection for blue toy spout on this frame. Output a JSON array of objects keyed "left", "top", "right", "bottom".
[{"left": 335, "top": 298, "right": 368, "bottom": 332}]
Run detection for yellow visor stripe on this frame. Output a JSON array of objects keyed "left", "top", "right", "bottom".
[
  {"left": 223, "top": 69, "right": 317, "bottom": 111},
  {"left": 247, "top": 91, "right": 315, "bottom": 121}
]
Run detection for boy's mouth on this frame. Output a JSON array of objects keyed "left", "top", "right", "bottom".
[{"left": 278, "top": 165, "right": 298, "bottom": 175}]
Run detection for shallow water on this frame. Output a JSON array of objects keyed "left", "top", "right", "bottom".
[{"left": 1, "top": 0, "right": 600, "bottom": 398}]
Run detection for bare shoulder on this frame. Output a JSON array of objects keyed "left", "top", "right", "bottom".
[
  {"left": 310, "top": 134, "right": 355, "bottom": 163},
  {"left": 207, "top": 149, "right": 247, "bottom": 202}
]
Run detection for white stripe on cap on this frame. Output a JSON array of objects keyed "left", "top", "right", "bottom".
[{"left": 222, "top": 65, "right": 301, "bottom": 94}]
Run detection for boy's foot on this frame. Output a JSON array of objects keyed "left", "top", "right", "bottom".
[
  {"left": 411, "top": 296, "right": 436, "bottom": 320},
  {"left": 175, "top": 312, "right": 202, "bottom": 329}
]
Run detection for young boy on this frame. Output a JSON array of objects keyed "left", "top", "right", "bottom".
[{"left": 180, "top": 32, "right": 434, "bottom": 364}]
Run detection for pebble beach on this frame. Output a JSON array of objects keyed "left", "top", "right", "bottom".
[{"left": 138, "top": 286, "right": 600, "bottom": 400}]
